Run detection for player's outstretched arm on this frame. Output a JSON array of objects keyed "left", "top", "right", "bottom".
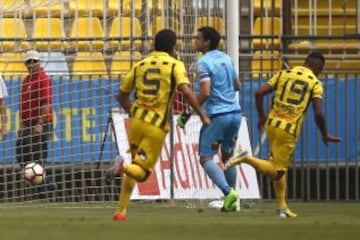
[
  {"left": 312, "top": 98, "right": 341, "bottom": 145},
  {"left": 322, "top": 134, "right": 341, "bottom": 145}
]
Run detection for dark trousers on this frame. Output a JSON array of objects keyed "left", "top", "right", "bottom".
[
  {"left": 16, "top": 122, "right": 53, "bottom": 168},
  {"left": 16, "top": 122, "right": 56, "bottom": 197}
]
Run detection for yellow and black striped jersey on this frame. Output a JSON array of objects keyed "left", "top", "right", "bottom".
[
  {"left": 120, "top": 51, "right": 190, "bottom": 131},
  {"left": 266, "top": 66, "right": 323, "bottom": 138}
]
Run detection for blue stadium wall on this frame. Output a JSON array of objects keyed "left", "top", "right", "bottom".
[{"left": 2, "top": 78, "right": 359, "bottom": 164}]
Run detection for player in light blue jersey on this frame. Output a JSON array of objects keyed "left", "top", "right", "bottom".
[{"left": 194, "top": 26, "right": 242, "bottom": 211}]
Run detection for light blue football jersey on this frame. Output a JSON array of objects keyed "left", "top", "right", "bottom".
[{"left": 195, "top": 50, "right": 241, "bottom": 116}]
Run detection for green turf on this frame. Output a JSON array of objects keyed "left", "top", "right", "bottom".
[{"left": 1, "top": 202, "right": 360, "bottom": 240}]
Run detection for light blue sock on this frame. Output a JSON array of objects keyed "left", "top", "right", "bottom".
[
  {"left": 224, "top": 166, "right": 237, "bottom": 189},
  {"left": 202, "top": 160, "right": 231, "bottom": 195}
]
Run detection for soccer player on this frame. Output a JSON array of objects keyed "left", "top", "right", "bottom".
[
  {"left": 113, "top": 29, "right": 210, "bottom": 221},
  {"left": 225, "top": 52, "right": 341, "bottom": 217},
  {"left": 193, "top": 26, "right": 242, "bottom": 211}
]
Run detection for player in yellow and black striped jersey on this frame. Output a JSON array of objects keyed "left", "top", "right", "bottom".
[
  {"left": 113, "top": 29, "right": 210, "bottom": 221},
  {"left": 226, "top": 52, "right": 341, "bottom": 218},
  {"left": 120, "top": 50, "right": 188, "bottom": 132},
  {"left": 266, "top": 64, "right": 323, "bottom": 139}
]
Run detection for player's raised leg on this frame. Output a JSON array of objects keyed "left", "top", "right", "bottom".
[{"left": 113, "top": 119, "right": 166, "bottom": 221}]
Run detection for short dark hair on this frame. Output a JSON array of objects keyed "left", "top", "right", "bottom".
[
  {"left": 305, "top": 52, "right": 325, "bottom": 66},
  {"left": 154, "top": 29, "right": 177, "bottom": 53},
  {"left": 197, "top": 26, "right": 221, "bottom": 50}
]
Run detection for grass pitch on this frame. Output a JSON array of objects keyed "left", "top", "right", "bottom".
[{"left": 0, "top": 201, "right": 359, "bottom": 240}]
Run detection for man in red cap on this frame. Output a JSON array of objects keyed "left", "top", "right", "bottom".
[{"left": 16, "top": 50, "right": 56, "bottom": 197}]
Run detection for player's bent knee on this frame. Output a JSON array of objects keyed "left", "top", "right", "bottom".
[
  {"left": 137, "top": 171, "right": 151, "bottom": 182},
  {"left": 274, "top": 170, "right": 286, "bottom": 180},
  {"left": 123, "top": 163, "right": 150, "bottom": 182}
]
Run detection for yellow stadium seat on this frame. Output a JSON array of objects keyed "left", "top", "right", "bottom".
[
  {"left": 70, "top": 17, "right": 104, "bottom": 51},
  {"left": 0, "top": 53, "right": 27, "bottom": 79},
  {"left": 292, "top": 16, "right": 357, "bottom": 36},
  {"left": 32, "top": 18, "right": 68, "bottom": 51},
  {"left": 0, "top": 0, "right": 26, "bottom": 16},
  {"left": 111, "top": 51, "right": 142, "bottom": 79},
  {"left": 290, "top": 14, "right": 359, "bottom": 53},
  {"left": 251, "top": 50, "right": 281, "bottom": 78},
  {"left": 0, "top": 18, "right": 29, "bottom": 51},
  {"left": 288, "top": 40, "right": 360, "bottom": 54},
  {"left": 69, "top": 0, "right": 105, "bottom": 17},
  {"left": 148, "top": 16, "right": 182, "bottom": 48},
  {"left": 108, "top": 17, "right": 142, "bottom": 50},
  {"left": 196, "top": 16, "right": 225, "bottom": 35},
  {"left": 109, "top": 0, "right": 178, "bottom": 16},
  {"left": 254, "top": 0, "right": 280, "bottom": 15},
  {"left": 108, "top": 0, "right": 142, "bottom": 16},
  {"left": 29, "top": 0, "right": 63, "bottom": 17},
  {"left": 149, "top": 16, "right": 181, "bottom": 35},
  {"left": 195, "top": 16, "right": 225, "bottom": 48},
  {"left": 288, "top": 58, "right": 360, "bottom": 75},
  {"left": 317, "top": 0, "right": 356, "bottom": 15},
  {"left": 72, "top": 52, "right": 108, "bottom": 79},
  {"left": 253, "top": 17, "right": 281, "bottom": 49},
  {"left": 147, "top": 0, "right": 180, "bottom": 14},
  {"left": 292, "top": 0, "right": 356, "bottom": 16}
]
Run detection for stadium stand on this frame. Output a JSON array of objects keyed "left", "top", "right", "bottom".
[
  {"left": 32, "top": 17, "right": 68, "bottom": 51},
  {"left": 196, "top": 16, "right": 225, "bottom": 48},
  {"left": 288, "top": 58, "right": 360, "bottom": 73},
  {"left": 289, "top": 19, "right": 359, "bottom": 52},
  {"left": 254, "top": 0, "right": 280, "bottom": 16},
  {"left": 108, "top": 16, "right": 142, "bottom": 50},
  {"left": 29, "top": 0, "right": 64, "bottom": 17},
  {"left": 253, "top": 16, "right": 281, "bottom": 49},
  {"left": 147, "top": 16, "right": 182, "bottom": 49},
  {"left": 109, "top": 0, "right": 143, "bottom": 16},
  {"left": 0, "top": 0, "right": 25, "bottom": 16},
  {"left": 149, "top": 16, "right": 181, "bottom": 35},
  {"left": 251, "top": 50, "right": 281, "bottom": 78},
  {"left": 111, "top": 51, "right": 142, "bottom": 79},
  {"left": 196, "top": 16, "right": 225, "bottom": 35},
  {"left": 0, "top": 52, "right": 27, "bottom": 78},
  {"left": 147, "top": 0, "right": 180, "bottom": 14},
  {"left": 72, "top": 52, "right": 108, "bottom": 78},
  {"left": 292, "top": 0, "right": 356, "bottom": 16},
  {"left": 70, "top": 17, "right": 105, "bottom": 51},
  {"left": 39, "top": 51, "right": 69, "bottom": 76},
  {"left": 0, "top": 18, "right": 29, "bottom": 51},
  {"left": 108, "top": 0, "right": 171, "bottom": 16},
  {"left": 69, "top": 0, "right": 105, "bottom": 17},
  {"left": 289, "top": 0, "right": 359, "bottom": 53},
  {"left": 107, "top": 0, "right": 124, "bottom": 16},
  {"left": 293, "top": 16, "right": 357, "bottom": 36}
]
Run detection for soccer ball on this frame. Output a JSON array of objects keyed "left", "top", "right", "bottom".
[{"left": 23, "top": 162, "right": 46, "bottom": 186}]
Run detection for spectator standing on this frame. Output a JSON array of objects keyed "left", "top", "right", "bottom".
[{"left": 16, "top": 50, "right": 56, "bottom": 197}]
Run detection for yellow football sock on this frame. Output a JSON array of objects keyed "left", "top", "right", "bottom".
[
  {"left": 244, "top": 156, "right": 277, "bottom": 178},
  {"left": 273, "top": 174, "right": 287, "bottom": 209},
  {"left": 116, "top": 175, "right": 136, "bottom": 214}
]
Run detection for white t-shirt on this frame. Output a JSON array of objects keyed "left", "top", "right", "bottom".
[{"left": 0, "top": 76, "right": 8, "bottom": 99}]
